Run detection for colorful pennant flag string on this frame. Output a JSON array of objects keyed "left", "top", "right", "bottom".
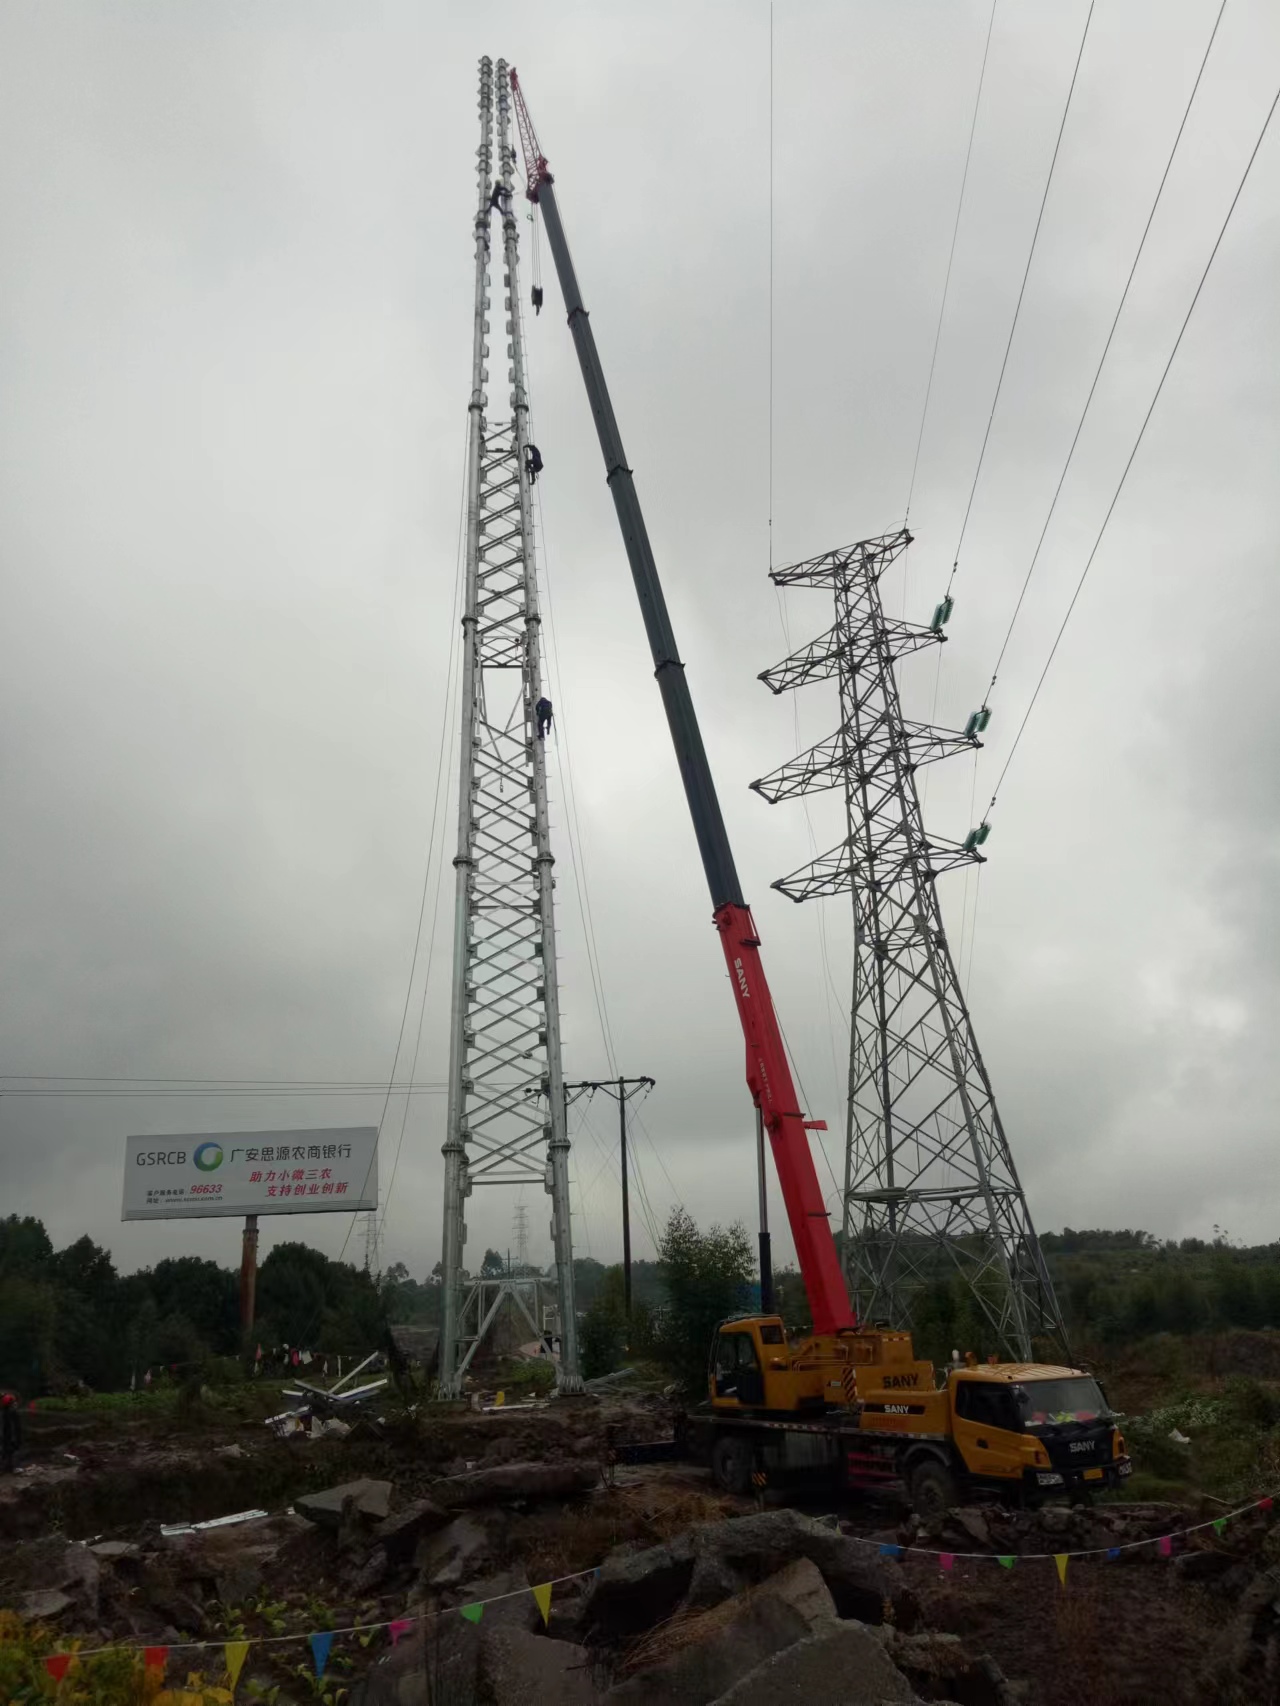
[
  {"left": 28, "top": 1490, "right": 1280, "bottom": 1674},
  {"left": 224, "top": 1640, "right": 250, "bottom": 1689}
]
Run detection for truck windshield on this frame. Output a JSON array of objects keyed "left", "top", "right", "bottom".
[{"left": 1014, "top": 1377, "right": 1109, "bottom": 1426}]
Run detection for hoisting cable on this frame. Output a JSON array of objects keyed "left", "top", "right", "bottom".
[
  {"left": 946, "top": 0, "right": 1095, "bottom": 592},
  {"left": 903, "top": 0, "right": 999, "bottom": 527},
  {"left": 339, "top": 413, "right": 471, "bottom": 1266},
  {"left": 981, "top": 73, "right": 1280, "bottom": 826},
  {"left": 970, "top": 0, "right": 1226, "bottom": 738}
]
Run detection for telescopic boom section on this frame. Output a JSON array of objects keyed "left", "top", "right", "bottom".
[{"left": 509, "top": 69, "right": 855, "bottom": 1337}]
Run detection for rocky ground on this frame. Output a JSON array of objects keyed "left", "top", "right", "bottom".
[{"left": 2, "top": 1397, "right": 1279, "bottom": 1703}]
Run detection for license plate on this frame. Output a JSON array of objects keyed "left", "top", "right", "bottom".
[{"left": 1084, "top": 1467, "right": 1103, "bottom": 1481}]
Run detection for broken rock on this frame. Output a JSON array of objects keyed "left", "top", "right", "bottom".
[
  {"left": 21, "top": 1589, "right": 74, "bottom": 1622},
  {"left": 605, "top": 1589, "right": 811, "bottom": 1705},
  {"left": 296, "top": 1479, "right": 393, "bottom": 1530},
  {"left": 372, "top": 1497, "right": 449, "bottom": 1563},
  {"left": 434, "top": 1461, "right": 598, "bottom": 1509},
  {"left": 416, "top": 1515, "right": 492, "bottom": 1589},
  {"left": 710, "top": 1621, "right": 922, "bottom": 1705},
  {"left": 479, "top": 1627, "right": 600, "bottom": 1705}
]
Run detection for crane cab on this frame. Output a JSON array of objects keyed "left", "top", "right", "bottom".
[{"left": 708, "top": 1316, "right": 935, "bottom": 1415}]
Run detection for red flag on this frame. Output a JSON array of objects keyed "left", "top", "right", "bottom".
[
  {"left": 1157, "top": 1536, "right": 1172, "bottom": 1558},
  {"left": 1260, "top": 1497, "right": 1274, "bottom": 1513},
  {"left": 44, "top": 1654, "right": 73, "bottom": 1683},
  {"left": 144, "top": 1646, "right": 169, "bottom": 1674}
]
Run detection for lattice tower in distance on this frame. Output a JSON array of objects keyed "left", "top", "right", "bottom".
[
  {"left": 437, "top": 58, "right": 581, "bottom": 1396},
  {"left": 752, "top": 530, "right": 1068, "bottom": 1361}
]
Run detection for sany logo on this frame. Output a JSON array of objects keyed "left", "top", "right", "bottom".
[
  {"left": 193, "top": 1142, "right": 224, "bottom": 1173},
  {"left": 733, "top": 958, "right": 750, "bottom": 1001}
]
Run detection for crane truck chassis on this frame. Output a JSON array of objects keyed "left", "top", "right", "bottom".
[{"left": 505, "top": 70, "right": 1121, "bottom": 1520}]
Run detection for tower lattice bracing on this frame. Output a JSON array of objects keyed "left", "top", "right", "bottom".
[
  {"left": 438, "top": 57, "right": 581, "bottom": 1396},
  {"left": 753, "top": 530, "right": 1067, "bottom": 1361}
]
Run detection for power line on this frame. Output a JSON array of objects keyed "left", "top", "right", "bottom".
[
  {"left": 904, "top": 0, "right": 999, "bottom": 525},
  {"left": 985, "top": 73, "right": 1280, "bottom": 819},
  {"left": 976, "top": 0, "right": 1227, "bottom": 714},
  {"left": 947, "top": 0, "right": 1095, "bottom": 592},
  {"left": 376, "top": 427, "right": 472, "bottom": 1243},
  {"left": 340, "top": 413, "right": 472, "bottom": 1266}
]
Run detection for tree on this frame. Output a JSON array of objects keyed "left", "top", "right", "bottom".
[
  {"left": 480, "top": 1248, "right": 506, "bottom": 1279},
  {"left": 655, "top": 1207, "right": 754, "bottom": 1395},
  {"left": 580, "top": 1264, "right": 628, "bottom": 1379}
]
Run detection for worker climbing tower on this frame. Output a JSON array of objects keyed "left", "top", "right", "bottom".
[
  {"left": 438, "top": 57, "right": 581, "bottom": 1396},
  {"left": 753, "top": 531, "right": 1067, "bottom": 1361}
]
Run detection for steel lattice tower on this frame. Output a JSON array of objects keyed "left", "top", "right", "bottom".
[
  {"left": 752, "top": 530, "right": 1067, "bottom": 1361},
  {"left": 438, "top": 58, "right": 581, "bottom": 1396}
]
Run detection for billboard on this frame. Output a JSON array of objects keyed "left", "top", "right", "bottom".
[{"left": 122, "top": 1128, "right": 378, "bottom": 1221}]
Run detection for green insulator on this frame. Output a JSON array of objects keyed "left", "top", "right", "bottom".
[
  {"left": 963, "top": 829, "right": 979, "bottom": 852},
  {"left": 941, "top": 595, "right": 954, "bottom": 624},
  {"left": 976, "top": 707, "right": 992, "bottom": 731},
  {"left": 976, "top": 821, "right": 991, "bottom": 845},
  {"left": 931, "top": 603, "right": 945, "bottom": 633},
  {"left": 964, "top": 711, "right": 980, "bottom": 738}
]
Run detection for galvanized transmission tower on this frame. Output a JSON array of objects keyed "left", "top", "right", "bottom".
[
  {"left": 438, "top": 57, "right": 581, "bottom": 1396},
  {"left": 753, "top": 530, "right": 1067, "bottom": 1361}
]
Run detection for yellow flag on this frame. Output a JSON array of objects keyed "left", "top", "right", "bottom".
[
  {"left": 495, "top": 1391, "right": 505, "bottom": 1407},
  {"left": 531, "top": 1583, "right": 553, "bottom": 1626},
  {"left": 224, "top": 1641, "right": 250, "bottom": 1690},
  {"left": 1054, "top": 1554, "right": 1069, "bottom": 1588}
]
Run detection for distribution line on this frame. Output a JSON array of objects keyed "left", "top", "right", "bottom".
[
  {"left": 984, "top": 73, "right": 1280, "bottom": 821},
  {"left": 976, "top": 0, "right": 1227, "bottom": 717},
  {"left": 947, "top": 0, "right": 1095, "bottom": 591},
  {"left": 903, "top": 0, "right": 999, "bottom": 526}
]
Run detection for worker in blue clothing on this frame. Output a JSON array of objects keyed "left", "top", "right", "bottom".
[{"left": 535, "top": 697, "right": 553, "bottom": 740}]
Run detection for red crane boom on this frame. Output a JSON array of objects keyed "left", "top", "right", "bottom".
[{"left": 509, "top": 68, "right": 856, "bottom": 1337}]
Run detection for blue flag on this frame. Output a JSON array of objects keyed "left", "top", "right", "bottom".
[{"left": 310, "top": 1632, "right": 334, "bottom": 1676}]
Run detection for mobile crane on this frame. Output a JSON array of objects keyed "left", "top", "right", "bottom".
[{"left": 508, "top": 70, "right": 1129, "bottom": 1516}]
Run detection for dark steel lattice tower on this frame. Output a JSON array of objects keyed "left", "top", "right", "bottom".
[{"left": 752, "top": 530, "right": 1067, "bottom": 1360}]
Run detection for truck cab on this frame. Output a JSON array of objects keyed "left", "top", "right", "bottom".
[{"left": 943, "top": 1363, "right": 1131, "bottom": 1503}]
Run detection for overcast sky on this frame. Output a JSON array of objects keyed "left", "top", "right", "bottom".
[{"left": 2, "top": 1, "right": 1277, "bottom": 1282}]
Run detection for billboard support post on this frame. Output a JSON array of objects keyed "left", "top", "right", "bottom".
[{"left": 240, "top": 1214, "right": 259, "bottom": 1333}]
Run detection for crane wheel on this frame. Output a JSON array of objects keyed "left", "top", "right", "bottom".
[
  {"left": 710, "top": 1433, "right": 753, "bottom": 1495},
  {"left": 908, "top": 1457, "right": 958, "bottom": 1522}
]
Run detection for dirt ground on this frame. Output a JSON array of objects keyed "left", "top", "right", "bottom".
[{"left": 3, "top": 1394, "right": 1278, "bottom": 1704}]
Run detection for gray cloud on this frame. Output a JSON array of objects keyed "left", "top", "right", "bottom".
[{"left": 1, "top": 0, "right": 1277, "bottom": 1282}]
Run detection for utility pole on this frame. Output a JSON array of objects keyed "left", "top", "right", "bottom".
[
  {"left": 438, "top": 57, "right": 582, "bottom": 1396},
  {"left": 564, "top": 1077, "right": 655, "bottom": 1320},
  {"left": 753, "top": 530, "right": 1068, "bottom": 1361}
]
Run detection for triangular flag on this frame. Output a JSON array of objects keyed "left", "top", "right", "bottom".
[
  {"left": 460, "top": 1603, "right": 484, "bottom": 1624},
  {"left": 388, "top": 1618, "right": 414, "bottom": 1647},
  {"left": 44, "top": 1654, "right": 73, "bottom": 1683},
  {"left": 938, "top": 1552, "right": 955, "bottom": 1573},
  {"left": 1213, "top": 1518, "right": 1227, "bottom": 1537},
  {"left": 1055, "top": 1553, "right": 1069, "bottom": 1587},
  {"left": 144, "top": 1646, "right": 169, "bottom": 1675},
  {"left": 224, "top": 1640, "right": 249, "bottom": 1690},
  {"left": 495, "top": 1390, "right": 505, "bottom": 1407},
  {"left": 878, "top": 1543, "right": 902, "bottom": 1559},
  {"left": 997, "top": 1556, "right": 1016, "bottom": 1570},
  {"left": 1157, "top": 1535, "right": 1172, "bottom": 1558},
  {"left": 310, "top": 1632, "right": 334, "bottom": 1676},
  {"left": 1106, "top": 1547, "right": 1121, "bottom": 1561},
  {"left": 1260, "top": 1497, "right": 1274, "bottom": 1513},
  {"left": 531, "top": 1583, "right": 553, "bottom": 1626}
]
